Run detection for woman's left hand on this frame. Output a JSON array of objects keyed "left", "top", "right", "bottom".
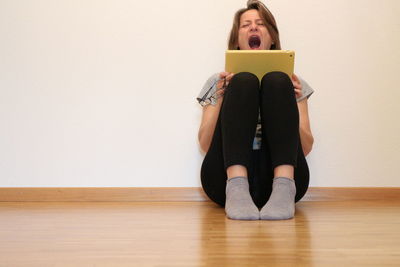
[{"left": 291, "top": 73, "right": 302, "bottom": 99}]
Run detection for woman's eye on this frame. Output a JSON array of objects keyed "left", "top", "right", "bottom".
[{"left": 241, "top": 24, "right": 249, "bottom": 28}]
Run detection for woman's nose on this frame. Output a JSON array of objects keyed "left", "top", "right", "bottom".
[{"left": 249, "top": 23, "right": 258, "bottom": 31}]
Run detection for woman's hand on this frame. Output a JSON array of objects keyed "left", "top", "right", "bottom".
[
  {"left": 216, "top": 72, "right": 234, "bottom": 98},
  {"left": 291, "top": 73, "right": 303, "bottom": 99}
]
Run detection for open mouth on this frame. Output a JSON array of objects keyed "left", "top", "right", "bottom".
[{"left": 248, "top": 35, "right": 261, "bottom": 49}]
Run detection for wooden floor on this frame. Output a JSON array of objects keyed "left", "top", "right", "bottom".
[{"left": 1, "top": 200, "right": 400, "bottom": 266}]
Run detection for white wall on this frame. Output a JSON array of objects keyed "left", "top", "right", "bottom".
[{"left": 0, "top": 0, "right": 399, "bottom": 187}]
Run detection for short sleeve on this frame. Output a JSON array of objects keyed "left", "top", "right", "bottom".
[
  {"left": 296, "top": 76, "right": 314, "bottom": 102},
  {"left": 196, "top": 73, "right": 220, "bottom": 106}
]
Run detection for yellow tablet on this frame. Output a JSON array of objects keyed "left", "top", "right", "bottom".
[{"left": 225, "top": 50, "right": 295, "bottom": 81}]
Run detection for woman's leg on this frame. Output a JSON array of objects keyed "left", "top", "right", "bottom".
[
  {"left": 220, "top": 72, "right": 260, "bottom": 173},
  {"left": 221, "top": 72, "right": 260, "bottom": 220},
  {"left": 260, "top": 71, "right": 299, "bottom": 170},
  {"left": 200, "top": 72, "right": 260, "bottom": 219},
  {"left": 258, "top": 72, "right": 309, "bottom": 201},
  {"left": 257, "top": 71, "right": 307, "bottom": 219}
]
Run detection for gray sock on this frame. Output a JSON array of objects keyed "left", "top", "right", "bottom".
[
  {"left": 225, "top": 176, "right": 260, "bottom": 220},
  {"left": 260, "top": 177, "right": 296, "bottom": 220}
]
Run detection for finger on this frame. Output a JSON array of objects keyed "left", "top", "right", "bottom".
[
  {"left": 216, "top": 89, "right": 225, "bottom": 97},
  {"left": 222, "top": 74, "right": 233, "bottom": 88},
  {"left": 293, "top": 81, "right": 301, "bottom": 89},
  {"left": 227, "top": 73, "right": 234, "bottom": 82},
  {"left": 219, "top": 72, "right": 230, "bottom": 79},
  {"left": 216, "top": 80, "right": 224, "bottom": 89},
  {"left": 291, "top": 73, "right": 299, "bottom": 82}
]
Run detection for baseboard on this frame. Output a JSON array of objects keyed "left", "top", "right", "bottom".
[{"left": 0, "top": 187, "right": 399, "bottom": 202}]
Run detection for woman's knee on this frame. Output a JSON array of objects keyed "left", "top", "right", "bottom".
[
  {"left": 261, "top": 71, "right": 292, "bottom": 90},
  {"left": 260, "top": 71, "right": 295, "bottom": 99},
  {"left": 229, "top": 72, "right": 259, "bottom": 91}
]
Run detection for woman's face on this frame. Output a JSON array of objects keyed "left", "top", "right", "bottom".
[{"left": 237, "top": 9, "right": 273, "bottom": 50}]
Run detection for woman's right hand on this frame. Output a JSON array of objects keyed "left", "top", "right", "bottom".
[{"left": 216, "top": 72, "right": 234, "bottom": 98}]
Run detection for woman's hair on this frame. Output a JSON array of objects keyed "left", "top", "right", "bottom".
[{"left": 228, "top": 0, "right": 281, "bottom": 50}]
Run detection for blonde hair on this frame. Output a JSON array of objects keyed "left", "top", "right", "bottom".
[{"left": 228, "top": 0, "right": 281, "bottom": 50}]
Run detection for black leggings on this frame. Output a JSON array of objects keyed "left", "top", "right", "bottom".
[{"left": 200, "top": 72, "right": 310, "bottom": 209}]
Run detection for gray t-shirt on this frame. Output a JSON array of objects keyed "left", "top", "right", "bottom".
[{"left": 197, "top": 73, "right": 314, "bottom": 150}]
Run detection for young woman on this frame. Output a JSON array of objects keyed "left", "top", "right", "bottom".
[{"left": 197, "top": 0, "right": 314, "bottom": 220}]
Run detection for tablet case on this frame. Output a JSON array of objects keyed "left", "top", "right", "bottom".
[{"left": 225, "top": 50, "right": 295, "bottom": 81}]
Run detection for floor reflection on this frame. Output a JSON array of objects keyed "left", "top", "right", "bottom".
[{"left": 199, "top": 201, "right": 313, "bottom": 266}]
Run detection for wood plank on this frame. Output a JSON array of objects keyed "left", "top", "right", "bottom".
[
  {"left": 0, "top": 187, "right": 399, "bottom": 202},
  {"left": 0, "top": 187, "right": 208, "bottom": 202},
  {"left": 302, "top": 187, "right": 400, "bottom": 201}
]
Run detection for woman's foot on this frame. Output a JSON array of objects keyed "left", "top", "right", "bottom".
[
  {"left": 260, "top": 177, "right": 296, "bottom": 220},
  {"left": 225, "top": 176, "right": 260, "bottom": 220}
]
